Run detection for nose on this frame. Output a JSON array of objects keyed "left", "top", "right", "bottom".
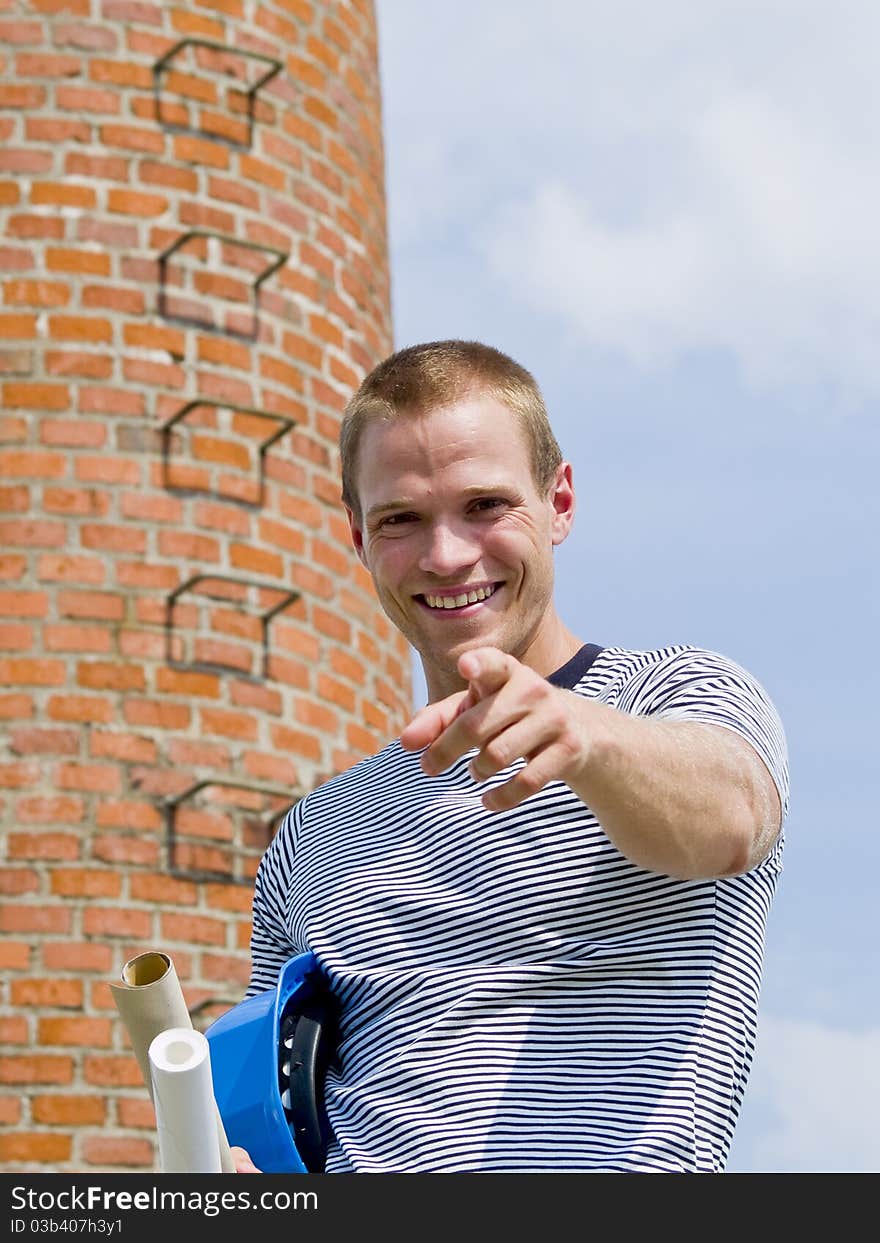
[{"left": 418, "top": 520, "right": 481, "bottom": 576}]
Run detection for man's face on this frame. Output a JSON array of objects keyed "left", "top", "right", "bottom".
[{"left": 346, "top": 393, "right": 576, "bottom": 699}]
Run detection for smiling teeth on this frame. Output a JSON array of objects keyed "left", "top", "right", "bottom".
[{"left": 424, "top": 585, "right": 496, "bottom": 609}]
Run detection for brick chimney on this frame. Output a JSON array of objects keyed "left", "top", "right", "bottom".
[{"left": 0, "top": 0, "right": 408, "bottom": 1172}]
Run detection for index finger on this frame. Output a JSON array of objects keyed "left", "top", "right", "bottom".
[{"left": 458, "top": 647, "right": 516, "bottom": 699}]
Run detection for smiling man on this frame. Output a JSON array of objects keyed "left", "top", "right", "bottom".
[{"left": 238, "top": 339, "right": 790, "bottom": 1173}]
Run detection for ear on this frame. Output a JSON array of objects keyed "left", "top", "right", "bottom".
[
  {"left": 344, "top": 504, "right": 370, "bottom": 570},
  {"left": 549, "top": 462, "right": 576, "bottom": 547}
]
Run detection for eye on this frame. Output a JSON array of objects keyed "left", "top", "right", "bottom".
[
  {"left": 380, "top": 512, "right": 418, "bottom": 526},
  {"left": 471, "top": 497, "right": 506, "bottom": 513}
]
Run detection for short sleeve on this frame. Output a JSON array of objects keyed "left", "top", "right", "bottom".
[
  {"left": 245, "top": 799, "right": 302, "bottom": 997},
  {"left": 617, "top": 646, "right": 790, "bottom": 823}
]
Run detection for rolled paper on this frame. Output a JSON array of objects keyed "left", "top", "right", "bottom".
[
  {"left": 149, "top": 1027, "right": 222, "bottom": 1173},
  {"left": 109, "top": 949, "right": 235, "bottom": 1173}
]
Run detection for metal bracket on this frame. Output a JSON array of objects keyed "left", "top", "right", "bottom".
[
  {"left": 160, "top": 399, "right": 296, "bottom": 508},
  {"left": 165, "top": 572, "right": 300, "bottom": 680},
  {"left": 157, "top": 230, "right": 287, "bottom": 340},
  {"left": 152, "top": 38, "right": 282, "bottom": 148},
  {"left": 164, "top": 778, "right": 293, "bottom": 884}
]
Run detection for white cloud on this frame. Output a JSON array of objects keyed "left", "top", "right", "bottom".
[
  {"left": 379, "top": 0, "right": 880, "bottom": 397},
  {"left": 736, "top": 1014, "right": 880, "bottom": 1172}
]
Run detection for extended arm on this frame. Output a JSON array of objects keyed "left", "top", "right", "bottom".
[{"left": 400, "top": 646, "right": 782, "bottom": 881}]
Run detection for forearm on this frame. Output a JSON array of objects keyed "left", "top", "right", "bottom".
[{"left": 567, "top": 697, "right": 781, "bottom": 880}]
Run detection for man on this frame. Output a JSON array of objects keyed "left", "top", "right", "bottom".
[{"left": 235, "top": 339, "right": 789, "bottom": 1173}]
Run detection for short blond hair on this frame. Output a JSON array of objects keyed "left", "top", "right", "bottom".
[{"left": 340, "top": 340, "right": 563, "bottom": 522}]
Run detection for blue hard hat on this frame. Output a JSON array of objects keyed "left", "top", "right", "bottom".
[{"left": 204, "top": 951, "right": 337, "bottom": 1173}]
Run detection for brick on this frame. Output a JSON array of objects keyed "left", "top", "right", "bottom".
[
  {"left": 0, "top": 657, "right": 65, "bottom": 686},
  {"left": 38, "top": 554, "right": 105, "bottom": 584},
  {"left": 0, "top": 1134, "right": 72, "bottom": 1163},
  {"left": 2, "top": 381, "right": 70, "bottom": 411},
  {"left": 42, "top": 942, "right": 113, "bottom": 972},
  {"left": 160, "top": 912, "right": 227, "bottom": 946},
  {"left": 46, "top": 695, "right": 114, "bottom": 724},
  {"left": 45, "top": 351, "right": 113, "bottom": 379},
  {"left": 122, "top": 356, "right": 185, "bottom": 388},
  {"left": 129, "top": 873, "right": 197, "bottom": 905},
  {"left": 157, "top": 530, "right": 220, "bottom": 561},
  {"left": 30, "top": 181, "right": 96, "bottom": 208},
  {"left": 0, "top": 902, "right": 72, "bottom": 933},
  {"left": 26, "top": 116, "right": 91, "bottom": 143},
  {"left": 173, "top": 133, "right": 230, "bottom": 169},
  {"left": 76, "top": 660, "right": 146, "bottom": 691},
  {"left": 0, "top": 1013, "right": 30, "bottom": 1043},
  {"left": 0, "top": 590, "right": 46, "bottom": 616},
  {"left": 107, "top": 186, "right": 167, "bottom": 215},
  {"left": 82, "top": 907, "right": 152, "bottom": 938},
  {"left": 55, "top": 762, "right": 122, "bottom": 794},
  {"left": 75, "top": 456, "right": 141, "bottom": 484},
  {"left": 44, "top": 487, "right": 109, "bottom": 519},
  {"left": 46, "top": 314, "right": 112, "bottom": 342},
  {"left": 11, "top": 978, "right": 83, "bottom": 1008},
  {"left": 243, "top": 750, "right": 298, "bottom": 785},
  {"left": 0, "top": 1055, "right": 74, "bottom": 1086},
  {"left": 0, "top": 1098, "right": 22, "bottom": 1125},
  {"left": 58, "top": 590, "right": 124, "bottom": 620},
  {"left": 82, "top": 1055, "right": 142, "bottom": 1088},
  {"left": 31, "top": 1094, "right": 107, "bottom": 1125},
  {"left": 53, "top": 23, "right": 119, "bottom": 51},
  {"left": 169, "top": 8, "right": 224, "bottom": 39},
  {"left": 116, "top": 1096, "right": 156, "bottom": 1128},
  {"left": 39, "top": 1015, "right": 113, "bottom": 1047},
  {"left": 199, "top": 706, "right": 258, "bottom": 741},
  {"left": 229, "top": 542, "right": 283, "bottom": 578},
  {"left": 94, "top": 800, "right": 161, "bottom": 831},
  {"left": 0, "top": 83, "right": 46, "bottom": 108},
  {"left": 51, "top": 868, "right": 124, "bottom": 901},
  {"left": 0, "top": 559, "right": 26, "bottom": 586},
  {"left": 0, "top": 691, "right": 33, "bottom": 719},
  {"left": 90, "top": 730, "right": 157, "bottom": 764},
  {"left": 80, "top": 522, "right": 146, "bottom": 553},
  {"left": 118, "top": 630, "right": 164, "bottom": 661},
  {"left": 91, "top": 833, "right": 160, "bottom": 867},
  {"left": 81, "top": 1135, "right": 154, "bottom": 1168},
  {"left": 40, "top": 418, "right": 107, "bottom": 447},
  {"left": 120, "top": 492, "right": 182, "bottom": 523},
  {"left": 45, "top": 245, "right": 112, "bottom": 275},
  {"left": 99, "top": 122, "right": 164, "bottom": 153},
  {"left": 0, "top": 867, "right": 40, "bottom": 895},
  {"left": 7, "top": 832, "right": 80, "bottom": 860},
  {"left": 0, "top": 243, "right": 36, "bottom": 271},
  {"left": 43, "top": 623, "right": 112, "bottom": 654},
  {"left": 8, "top": 727, "right": 79, "bottom": 755},
  {"left": 55, "top": 84, "right": 120, "bottom": 114},
  {"left": 0, "top": 939, "right": 31, "bottom": 971},
  {"left": 259, "top": 515, "right": 306, "bottom": 555},
  {"left": 89, "top": 58, "right": 151, "bottom": 88},
  {"left": 0, "top": 20, "right": 44, "bottom": 44},
  {"left": 270, "top": 722, "right": 321, "bottom": 761},
  {"left": 0, "top": 312, "right": 38, "bottom": 337},
  {"left": 80, "top": 284, "right": 142, "bottom": 315},
  {"left": 230, "top": 681, "right": 282, "bottom": 715}
]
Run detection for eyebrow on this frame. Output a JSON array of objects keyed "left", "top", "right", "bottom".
[{"left": 365, "top": 484, "right": 514, "bottom": 523}]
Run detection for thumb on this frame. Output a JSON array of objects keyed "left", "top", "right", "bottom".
[{"left": 399, "top": 687, "right": 472, "bottom": 751}]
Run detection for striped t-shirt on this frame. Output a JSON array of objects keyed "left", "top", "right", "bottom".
[{"left": 247, "top": 643, "right": 790, "bottom": 1172}]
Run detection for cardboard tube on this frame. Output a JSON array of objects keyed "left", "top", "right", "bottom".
[{"left": 109, "top": 950, "right": 235, "bottom": 1173}]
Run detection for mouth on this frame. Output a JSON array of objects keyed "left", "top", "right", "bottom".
[{"left": 415, "top": 583, "right": 501, "bottom": 614}]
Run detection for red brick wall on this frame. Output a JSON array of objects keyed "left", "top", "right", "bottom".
[{"left": 0, "top": 0, "right": 408, "bottom": 1172}]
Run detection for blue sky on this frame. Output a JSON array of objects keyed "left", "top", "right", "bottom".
[{"left": 374, "top": 0, "right": 879, "bottom": 1172}]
